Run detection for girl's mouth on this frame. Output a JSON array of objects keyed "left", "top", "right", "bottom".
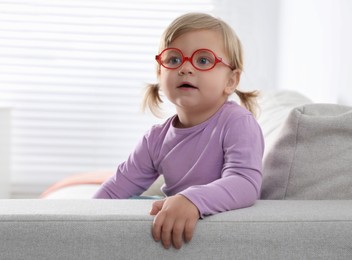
[{"left": 177, "top": 83, "right": 198, "bottom": 89}]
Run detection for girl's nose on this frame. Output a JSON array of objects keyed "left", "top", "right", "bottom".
[{"left": 178, "top": 60, "right": 194, "bottom": 75}]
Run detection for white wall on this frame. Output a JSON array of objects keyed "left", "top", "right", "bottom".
[
  {"left": 216, "top": 0, "right": 280, "bottom": 92},
  {"left": 0, "top": 107, "right": 11, "bottom": 198},
  {"left": 337, "top": 0, "right": 352, "bottom": 105},
  {"left": 218, "top": 0, "right": 352, "bottom": 105},
  {"left": 277, "top": 0, "right": 352, "bottom": 104}
]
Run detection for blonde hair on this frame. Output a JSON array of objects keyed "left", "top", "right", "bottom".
[{"left": 142, "top": 12, "right": 259, "bottom": 117}]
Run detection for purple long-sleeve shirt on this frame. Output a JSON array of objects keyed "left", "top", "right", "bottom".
[{"left": 93, "top": 101, "right": 264, "bottom": 217}]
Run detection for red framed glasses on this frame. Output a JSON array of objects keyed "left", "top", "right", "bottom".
[{"left": 155, "top": 48, "right": 233, "bottom": 71}]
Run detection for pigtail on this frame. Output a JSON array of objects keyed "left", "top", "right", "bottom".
[
  {"left": 142, "top": 83, "right": 163, "bottom": 118},
  {"left": 235, "top": 89, "right": 259, "bottom": 117}
]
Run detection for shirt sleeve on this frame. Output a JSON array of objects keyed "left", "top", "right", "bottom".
[
  {"left": 93, "top": 132, "right": 159, "bottom": 199},
  {"left": 179, "top": 115, "right": 264, "bottom": 217}
]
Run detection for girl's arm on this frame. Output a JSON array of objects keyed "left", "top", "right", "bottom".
[
  {"left": 93, "top": 134, "right": 158, "bottom": 199},
  {"left": 150, "top": 115, "right": 264, "bottom": 249},
  {"left": 179, "top": 115, "right": 264, "bottom": 217}
]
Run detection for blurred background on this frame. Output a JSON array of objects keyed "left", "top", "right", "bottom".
[{"left": 0, "top": 0, "right": 351, "bottom": 198}]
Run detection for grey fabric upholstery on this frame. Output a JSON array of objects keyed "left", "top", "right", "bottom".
[
  {"left": 261, "top": 103, "right": 352, "bottom": 199},
  {"left": 1, "top": 199, "right": 352, "bottom": 260}
]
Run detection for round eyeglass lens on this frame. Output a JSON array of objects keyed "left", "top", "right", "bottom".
[
  {"left": 159, "top": 49, "right": 183, "bottom": 69},
  {"left": 192, "top": 50, "right": 216, "bottom": 70}
]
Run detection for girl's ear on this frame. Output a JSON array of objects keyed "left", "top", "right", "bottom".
[{"left": 224, "top": 69, "right": 241, "bottom": 95}]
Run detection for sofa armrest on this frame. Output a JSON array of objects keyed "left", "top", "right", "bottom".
[{"left": 1, "top": 200, "right": 351, "bottom": 259}]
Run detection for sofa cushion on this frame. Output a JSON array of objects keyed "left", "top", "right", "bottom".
[{"left": 261, "top": 103, "right": 352, "bottom": 199}]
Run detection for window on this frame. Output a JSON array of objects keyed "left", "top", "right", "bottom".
[{"left": 0, "top": 0, "right": 214, "bottom": 197}]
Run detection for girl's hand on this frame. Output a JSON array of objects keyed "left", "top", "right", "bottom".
[{"left": 150, "top": 194, "right": 200, "bottom": 249}]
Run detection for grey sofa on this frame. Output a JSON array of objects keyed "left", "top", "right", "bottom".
[
  {"left": 1, "top": 199, "right": 351, "bottom": 260},
  {"left": 1, "top": 92, "right": 352, "bottom": 259}
]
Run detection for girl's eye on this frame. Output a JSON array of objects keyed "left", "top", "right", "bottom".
[
  {"left": 195, "top": 53, "right": 215, "bottom": 67},
  {"left": 168, "top": 56, "right": 182, "bottom": 65},
  {"left": 198, "top": 57, "right": 210, "bottom": 65}
]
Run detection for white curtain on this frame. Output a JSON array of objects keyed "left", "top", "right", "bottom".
[{"left": 0, "top": 0, "right": 214, "bottom": 197}]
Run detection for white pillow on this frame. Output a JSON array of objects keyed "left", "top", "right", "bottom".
[
  {"left": 257, "top": 90, "right": 312, "bottom": 160},
  {"left": 43, "top": 184, "right": 101, "bottom": 199}
]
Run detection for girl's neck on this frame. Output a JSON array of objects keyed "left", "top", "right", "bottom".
[{"left": 174, "top": 101, "right": 227, "bottom": 128}]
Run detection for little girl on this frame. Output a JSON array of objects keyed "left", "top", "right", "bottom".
[{"left": 93, "top": 13, "right": 264, "bottom": 249}]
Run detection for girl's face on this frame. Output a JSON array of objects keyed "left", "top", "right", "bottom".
[{"left": 158, "top": 29, "right": 239, "bottom": 119}]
